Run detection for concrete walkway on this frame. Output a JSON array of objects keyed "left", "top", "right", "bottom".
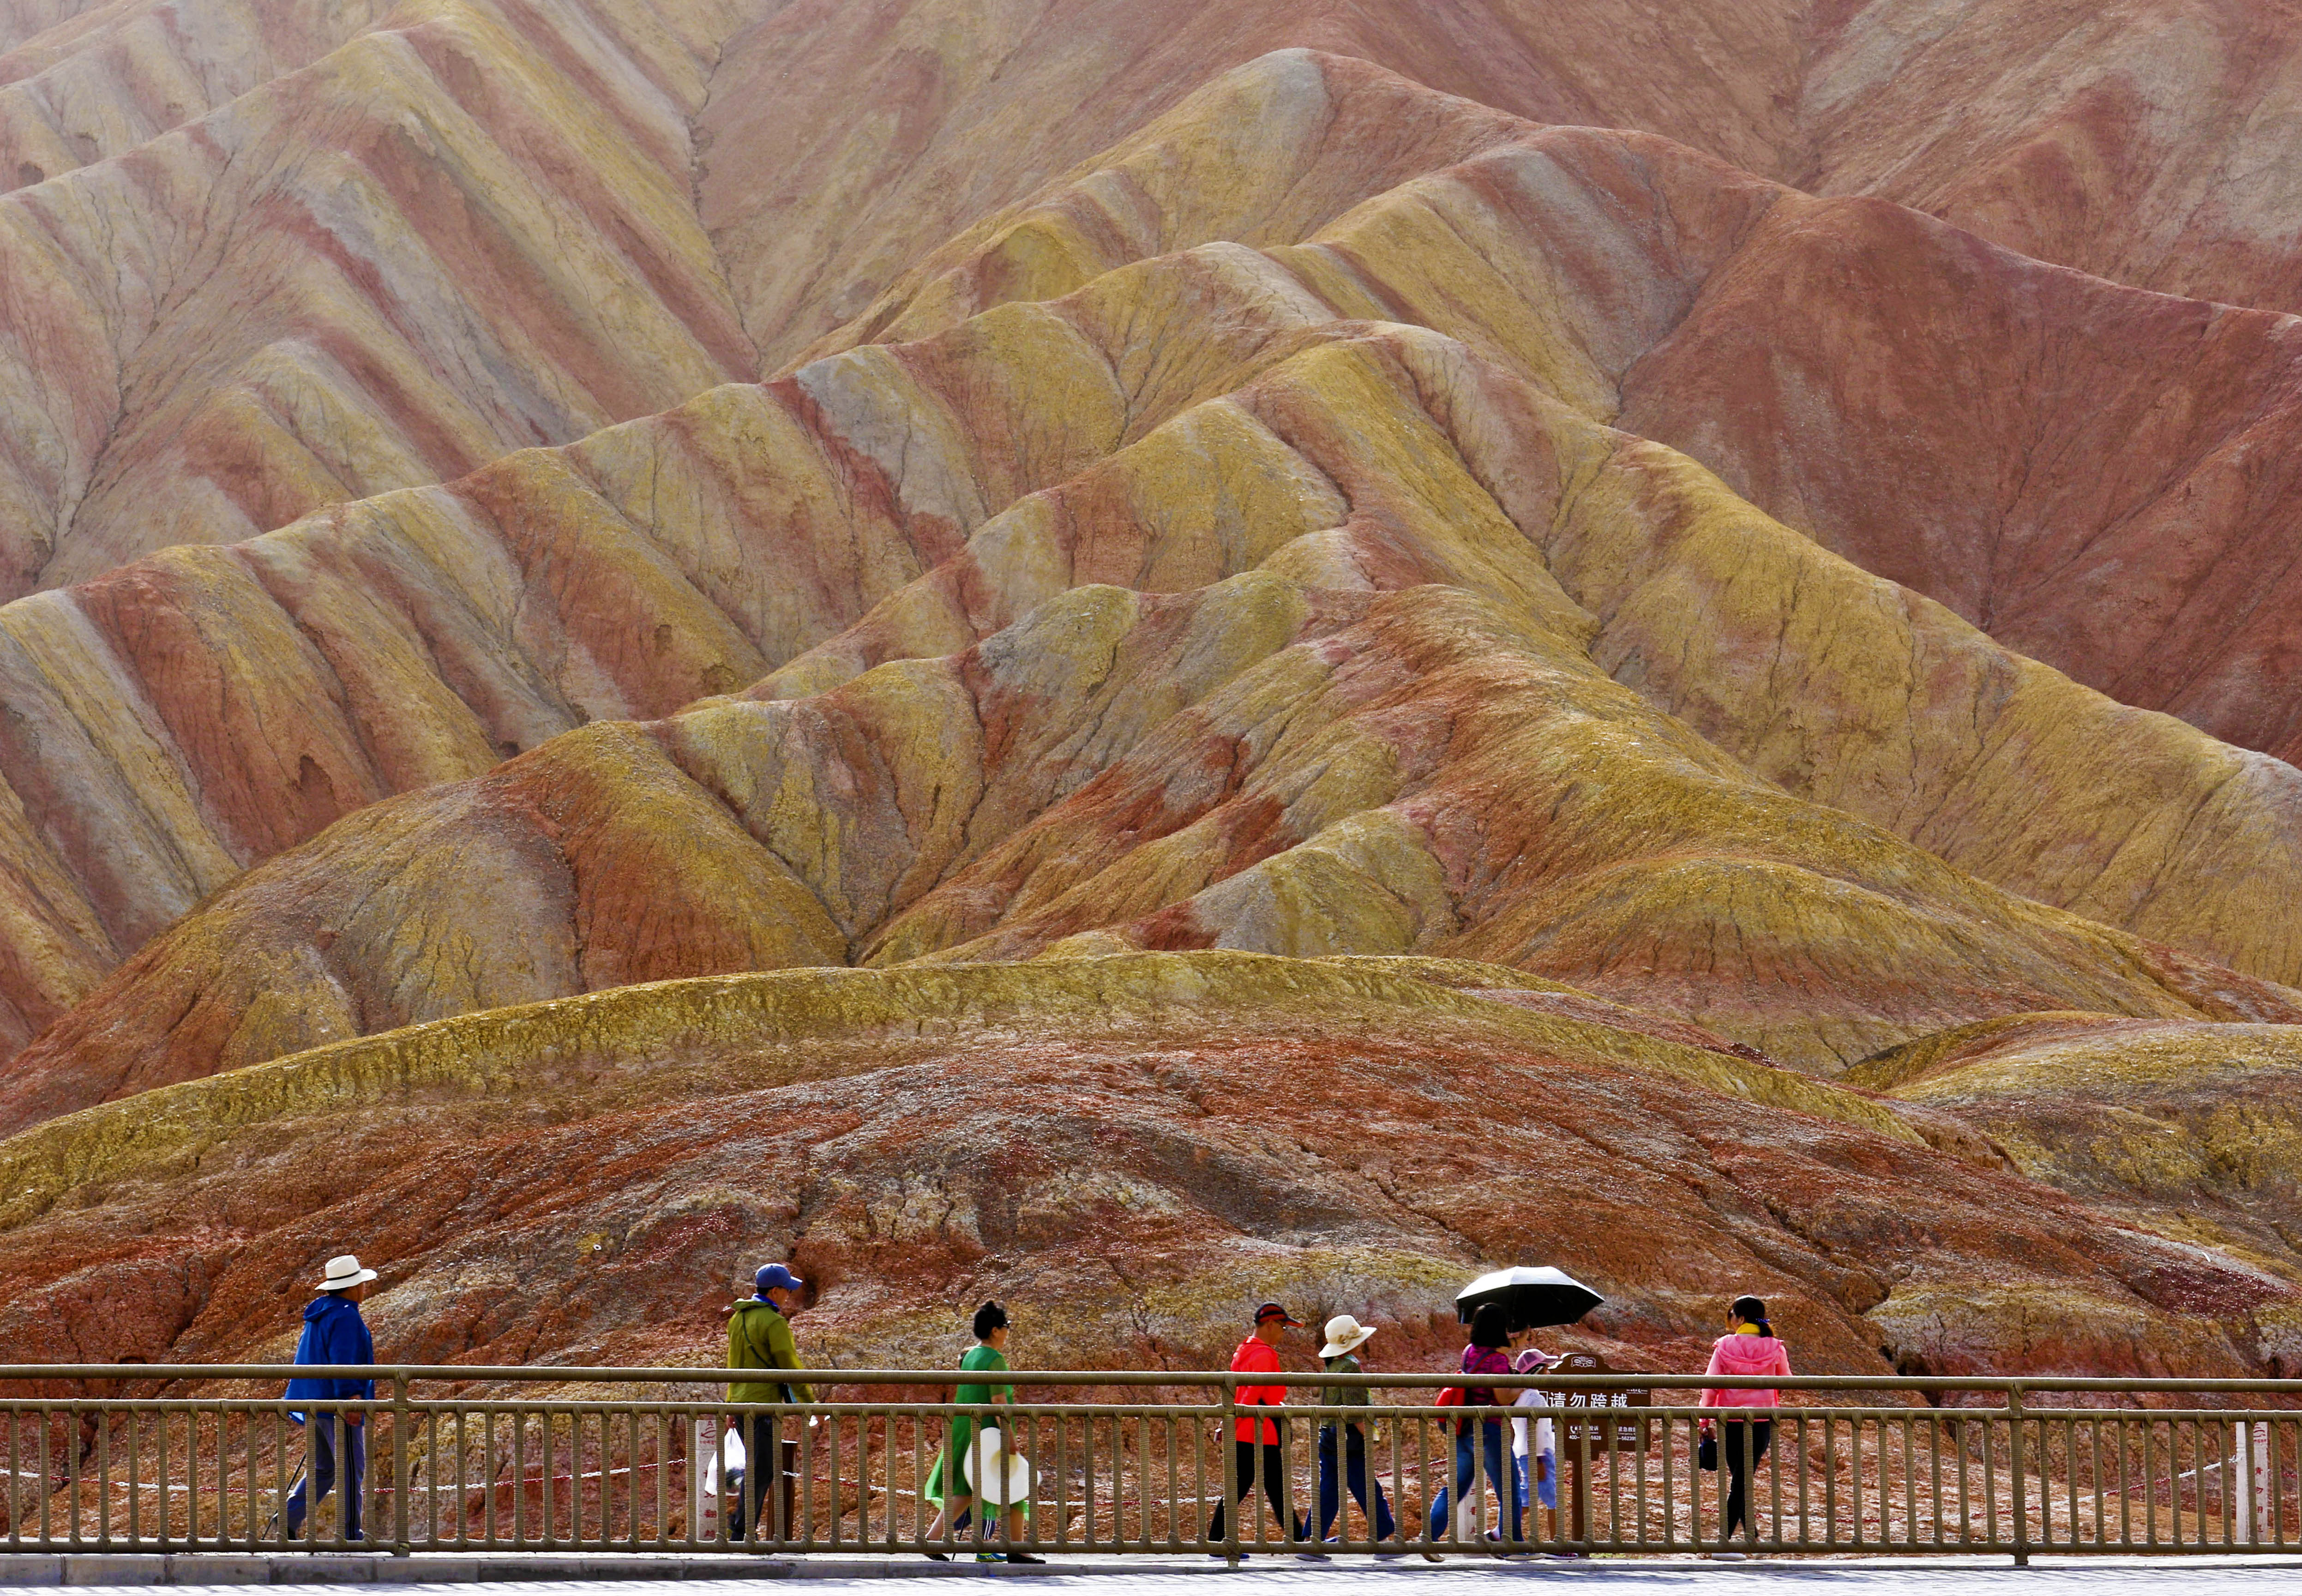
[{"left": 5, "top": 1553, "right": 2302, "bottom": 1589}]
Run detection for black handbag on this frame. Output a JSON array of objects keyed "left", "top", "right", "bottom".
[{"left": 1697, "top": 1433, "right": 1718, "bottom": 1471}]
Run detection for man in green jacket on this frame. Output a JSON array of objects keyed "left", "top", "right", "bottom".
[{"left": 727, "top": 1263, "right": 813, "bottom": 1542}]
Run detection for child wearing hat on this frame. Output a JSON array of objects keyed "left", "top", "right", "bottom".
[{"left": 1510, "top": 1348, "right": 1557, "bottom": 1524}]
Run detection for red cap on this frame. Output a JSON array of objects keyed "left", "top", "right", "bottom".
[{"left": 1254, "top": 1302, "right": 1303, "bottom": 1326}]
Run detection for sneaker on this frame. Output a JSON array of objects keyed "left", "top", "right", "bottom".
[{"left": 1003, "top": 1553, "right": 1045, "bottom": 1565}]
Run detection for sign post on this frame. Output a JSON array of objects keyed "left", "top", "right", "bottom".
[
  {"left": 1544, "top": 1353, "right": 1650, "bottom": 1548},
  {"left": 691, "top": 1415, "right": 721, "bottom": 1541}
]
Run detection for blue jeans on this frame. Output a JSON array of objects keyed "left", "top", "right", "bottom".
[
  {"left": 1316, "top": 1425, "right": 1396, "bottom": 1540},
  {"left": 284, "top": 1415, "right": 365, "bottom": 1541},
  {"left": 1427, "top": 1420, "right": 1520, "bottom": 1541},
  {"left": 1513, "top": 1452, "right": 1557, "bottom": 1512}
]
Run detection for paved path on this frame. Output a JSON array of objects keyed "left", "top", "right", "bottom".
[
  {"left": 7, "top": 1558, "right": 2302, "bottom": 1592},
  {"left": 610, "top": 1562, "right": 2299, "bottom": 1594}
]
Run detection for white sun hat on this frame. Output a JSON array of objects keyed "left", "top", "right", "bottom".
[
  {"left": 965, "top": 1428, "right": 1033, "bottom": 1506},
  {"left": 1320, "top": 1314, "right": 1377, "bottom": 1358},
  {"left": 317, "top": 1254, "right": 379, "bottom": 1292}
]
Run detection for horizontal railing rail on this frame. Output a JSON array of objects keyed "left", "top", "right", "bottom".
[
  {"left": 12, "top": 1365, "right": 2302, "bottom": 1392},
  {"left": 4, "top": 1366, "right": 2298, "bottom": 1563}
]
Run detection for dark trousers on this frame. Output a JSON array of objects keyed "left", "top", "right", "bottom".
[
  {"left": 1207, "top": 1440, "right": 1300, "bottom": 1542},
  {"left": 730, "top": 1414, "right": 789, "bottom": 1542},
  {"left": 1721, "top": 1420, "right": 1773, "bottom": 1540},
  {"left": 284, "top": 1415, "right": 364, "bottom": 1541},
  {"left": 1316, "top": 1424, "right": 1396, "bottom": 1541}
]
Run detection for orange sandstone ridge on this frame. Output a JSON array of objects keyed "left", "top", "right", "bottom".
[{"left": 0, "top": 17, "right": 2294, "bottom": 1373}]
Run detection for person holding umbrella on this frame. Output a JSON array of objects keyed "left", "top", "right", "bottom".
[
  {"left": 1435, "top": 1303, "right": 1522, "bottom": 1550},
  {"left": 1442, "top": 1267, "right": 1602, "bottom": 1555}
]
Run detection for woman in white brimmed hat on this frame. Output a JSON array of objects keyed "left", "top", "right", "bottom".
[{"left": 1309, "top": 1315, "right": 1399, "bottom": 1554}]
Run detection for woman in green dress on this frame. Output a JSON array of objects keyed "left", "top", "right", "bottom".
[{"left": 923, "top": 1301, "right": 1039, "bottom": 1562}]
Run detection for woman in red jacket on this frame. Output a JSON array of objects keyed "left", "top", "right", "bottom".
[{"left": 1699, "top": 1295, "right": 1792, "bottom": 1556}]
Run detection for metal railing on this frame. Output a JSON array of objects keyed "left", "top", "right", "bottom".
[{"left": 3, "top": 1366, "right": 2298, "bottom": 1562}]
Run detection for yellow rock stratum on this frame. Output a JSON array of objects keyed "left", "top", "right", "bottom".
[
  {"left": 1859, "top": 1015, "right": 2302, "bottom": 1285},
  {"left": 11, "top": 542, "right": 2301, "bottom": 1133}
]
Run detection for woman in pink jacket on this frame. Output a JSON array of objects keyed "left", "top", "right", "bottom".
[{"left": 1699, "top": 1295, "right": 1791, "bottom": 1556}]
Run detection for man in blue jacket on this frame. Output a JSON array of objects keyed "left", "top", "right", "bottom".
[{"left": 283, "top": 1254, "right": 379, "bottom": 1543}]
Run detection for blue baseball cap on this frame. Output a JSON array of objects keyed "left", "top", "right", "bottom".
[{"left": 756, "top": 1263, "right": 805, "bottom": 1294}]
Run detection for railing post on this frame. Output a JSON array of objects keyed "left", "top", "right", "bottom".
[
  {"left": 1220, "top": 1379, "right": 1240, "bottom": 1566},
  {"left": 392, "top": 1372, "right": 412, "bottom": 1557},
  {"left": 2007, "top": 1383, "right": 2028, "bottom": 1567}
]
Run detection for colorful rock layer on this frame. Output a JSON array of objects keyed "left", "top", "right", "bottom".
[
  {"left": 1, "top": 955, "right": 2293, "bottom": 1378},
  {"left": 0, "top": 14, "right": 2298, "bottom": 1379}
]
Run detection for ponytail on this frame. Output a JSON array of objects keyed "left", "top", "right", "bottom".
[{"left": 1730, "top": 1294, "right": 1774, "bottom": 1338}]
